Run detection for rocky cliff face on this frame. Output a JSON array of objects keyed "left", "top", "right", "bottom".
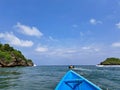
[
  {"left": 0, "top": 43, "right": 34, "bottom": 67},
  {"left": 0, "top": 57, "right": 33, "bottom": 67},
  {"left": 0, "top": 54, "right": 34, "bottom": 67}
]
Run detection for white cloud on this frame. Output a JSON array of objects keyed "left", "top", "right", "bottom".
[
  {"left": 72, "top": 24, "right": 78, "bottom": 28},
  {"left": 35, "top": 45, "right": 100, "bottom": 58},
  {"left": 112, "top": 42, "right": 120, "bottom": 47},
  {"left": 35, "top": 47, "right": 48, "bottom": 52},
  {"left": 80, "top": 32, "right": 84, "bottom": 37},
  {"left": 0, "top": 32, "right": 33, "bottom": 47},
  {"left": 90, "top": 18, "right": 102, "bottom": 25},
  {"left": 48, "top": 36, "right": 58, "bottom": 42},
  {"left": 116, "top": 22, "right": 120, "bottom": 29},
  {"left": 49, "top": 36, "right": 55, "bottom": 41},
  {"left": 15, "top": 22, "right": 43, "bottom": 37},
  {"left": 90, "top": 19, "right": 96, "bottom": 24},
  {"left": 46, "top": 48, "right": 78, "bottom": 57},
  {"left": 66, "top": 50, "right": 77, "bottom": 53},
  {"left": 82, "top": 46, "right": 91, "bottom": 50},
  {"left": 82, "top": 46, "right": 100, "bottom": 52}
]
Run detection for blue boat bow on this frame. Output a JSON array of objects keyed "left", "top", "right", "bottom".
[{"left": 55, "top": 70, "right": 102, "bottom": 90}]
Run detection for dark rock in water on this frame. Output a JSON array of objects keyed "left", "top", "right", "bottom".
[
  {"left": 0, "top": 43, "right": 34, "bottom": 67},
  {"left": 69, "top": 65, "right": 74, "bottom": 69}
]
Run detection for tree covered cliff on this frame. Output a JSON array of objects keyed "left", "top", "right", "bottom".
[{"left": 0, "top": 43, "right": 33, "bottom": 67}]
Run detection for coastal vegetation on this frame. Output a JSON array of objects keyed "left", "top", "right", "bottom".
[
  {"left": 0, "top": 43, "right": 33, "bottom": 67},
  {"left": 100, "top": 57, "right": 120, "bottom": 65}
]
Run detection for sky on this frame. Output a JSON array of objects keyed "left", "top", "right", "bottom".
[{"left": 0, "top": 0, "right": 120, "bottom": 65}]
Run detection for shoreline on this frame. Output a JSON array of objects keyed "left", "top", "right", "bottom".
[{"left": 96, "top": 65, "right": 120, "bottom": 67}]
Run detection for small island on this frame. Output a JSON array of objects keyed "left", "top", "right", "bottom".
[
  {"left": 0, "top": 43, "right": 34, "bottom": 67},
  {"left": 99, "top": 57, "right": 120, "bottom": 65}
]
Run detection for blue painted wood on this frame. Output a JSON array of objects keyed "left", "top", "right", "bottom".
[{"left": 55, "top": 70, "right": 102, "bottom": 90}]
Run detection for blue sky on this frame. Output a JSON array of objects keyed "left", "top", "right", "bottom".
[{"left": 0, "top": 0, "right": 120, "bottom": 65}]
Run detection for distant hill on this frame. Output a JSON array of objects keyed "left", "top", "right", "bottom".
[
  {"left": 100, "top": 57, "right": 120, "bottom": 65},
  {"left": 0, "top": 43, "right": 33, "bottom": 67}
]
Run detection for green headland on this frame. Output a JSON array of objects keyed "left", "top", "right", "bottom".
[
  {"left": 0, "top": 43, "right": 33, "bottom": 67},
  {"left": 100, "top": 57, "right": 120, "bottom": 65}
]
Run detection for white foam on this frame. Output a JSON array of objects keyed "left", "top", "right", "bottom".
[
  {"left": 96, "top": 65, "right": 120, "bottom": 67},
  {"left": 33, "top": 64, "right": 37, "bottom": 66}
]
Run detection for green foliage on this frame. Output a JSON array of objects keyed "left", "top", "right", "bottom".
[
  {"left": 0, "top": 43, "right": 14, "bottom": 52},
  {"left": 12, "top": 50, "right": 26, "bottom": 60},
  {"left": 27, "top": 59, "right": 33, "bottom": 62},
  {"left": 100, "top": 57, "right": 120, "bottom": 65},
  {"left": 0, "top": 43, "right": 2, "bottom": 49},
  {"left": 0, "top": 51, "right": 12, "bottom": 62}
]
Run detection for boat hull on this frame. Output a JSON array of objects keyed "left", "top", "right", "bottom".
[{"left": 55, "top": 70, "right": 101, "bottom": 90}]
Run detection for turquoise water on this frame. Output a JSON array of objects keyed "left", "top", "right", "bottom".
[{"left": 0, "top": 65, "right": 120, "bottom": 90}]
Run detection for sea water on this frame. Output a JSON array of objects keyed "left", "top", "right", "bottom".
[{"left": 0, "top": 65, "right": 120, "bottom": 90}]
